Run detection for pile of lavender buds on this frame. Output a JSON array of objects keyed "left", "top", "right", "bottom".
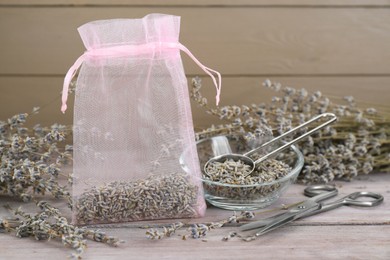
[
  {"left": 203, "top": 154, "right": 292, "bottom": 200},
  {"left": 191, "top": 77, "right": 389, "bottom": 183},
  {"left": 204, "top": 158, "right": 291, "bottom": 185},
  {"left": 74, "top": 172, "right": 199, "bottom": 225}
]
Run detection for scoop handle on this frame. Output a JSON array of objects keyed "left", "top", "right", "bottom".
[{"left": 245, "top": 113, "right": 337, "bottom": 165}]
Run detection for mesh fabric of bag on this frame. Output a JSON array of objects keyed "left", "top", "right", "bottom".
[{"left": 61, "top": 14, "right": 221, "bottom": 225}]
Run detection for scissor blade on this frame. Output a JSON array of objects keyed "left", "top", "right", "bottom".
[
  {"left": 253, "top": 214, "right": 297, "bottom": 237},
  {"left": 252, "top": 203, "right": 320, "bottom": 237},
  {"left": 240, "top": 199, "right": 321, "bottom": 232},
  {"left": 239, "top": 213, "right": 284, "bottom": 231},
  {"left": 240, "top": 200, "right": 313, "bottom": 231}
]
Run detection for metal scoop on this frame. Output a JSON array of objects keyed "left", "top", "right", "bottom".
[{"left": 203, "top": 113, "right": 337, "bottom": 178}]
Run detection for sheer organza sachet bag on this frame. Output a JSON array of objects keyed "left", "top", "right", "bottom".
[{"left": 61, "top": 14, "right": 221, "bottom": 225}]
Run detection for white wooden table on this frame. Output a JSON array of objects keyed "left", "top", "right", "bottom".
[{"left": 1, "top": 173, "right": 389, "bottom": 259}]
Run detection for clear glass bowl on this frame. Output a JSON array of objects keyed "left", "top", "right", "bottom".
[{"left": 180, "top": 135, "right": 304, "bottom": 210}]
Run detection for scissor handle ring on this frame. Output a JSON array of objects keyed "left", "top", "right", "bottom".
[
  {"left": 304, "top": 184, "right": 337, "bottom": 197},
  {"left": 344, "top": 191, "right": 384, "bottom": 207}
]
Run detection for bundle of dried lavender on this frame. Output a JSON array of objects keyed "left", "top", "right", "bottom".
[
  {"left": 1, "top": 201, "right": 122, "bottom": 259},
  {"left": 0, "top": 108, "right": 72, "bottom": 204},
  {"left": 0, "top": 83, "right": 78, "bottom": 204},
  {"left": 191, "top": 77, "right": 389, "bottom": 183}
]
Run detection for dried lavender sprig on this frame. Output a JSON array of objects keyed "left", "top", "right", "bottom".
[
  {"left": 3, "top": 201, "right": 122, "bottom": 258},
  {"left": 145, "top": 222, "right": 184, "bottom": 240},
  {"left": 144, "top": 211, "right": 256, "bottom": 241},
  {"left": 191, "top": 77, "right": 273, "bottom": 139},
  {"left": 182, "top": 211, "right": 256, "bottom": 240},
  {"left": 0, "top": 217, "right": 20, "bottom": 233}
]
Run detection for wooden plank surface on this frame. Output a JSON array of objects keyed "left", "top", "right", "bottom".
[
  {"left": 2, "top": 0, "right": 390, "bottom": 7},
  {"left": 1, "top": 173, "right": 389, "bottom": 259},
  {"left": 0, "top": 226, "right": 389, "bottom": 259},
  {"left": 1, "top": 4, "right": 389, "bottom": 128},
  {"left": 1, "top": 7, "right": 390, "bottom": 75}
]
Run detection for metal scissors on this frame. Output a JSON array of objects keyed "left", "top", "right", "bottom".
[{"left": 239, "top": 185, "right": 384, "bottom": 237}]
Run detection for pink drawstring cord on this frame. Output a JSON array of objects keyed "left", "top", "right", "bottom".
[
  {"left": 61, "top": 42, "right": 221, "bottom": 113},
  {"left": 61, "top": 54, "right": 86, "bottom": 113}
]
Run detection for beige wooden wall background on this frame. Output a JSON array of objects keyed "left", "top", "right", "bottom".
[{"left": 1, "top": 1, "right": 390, "bottom": 130}]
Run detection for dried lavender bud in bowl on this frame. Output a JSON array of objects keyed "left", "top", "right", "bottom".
[
  {"left": 204, "top": 158, "right": 253, "bottom": 182},
  {"left": 204, "top": 158, "right": 291, "bottom": 186}
]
